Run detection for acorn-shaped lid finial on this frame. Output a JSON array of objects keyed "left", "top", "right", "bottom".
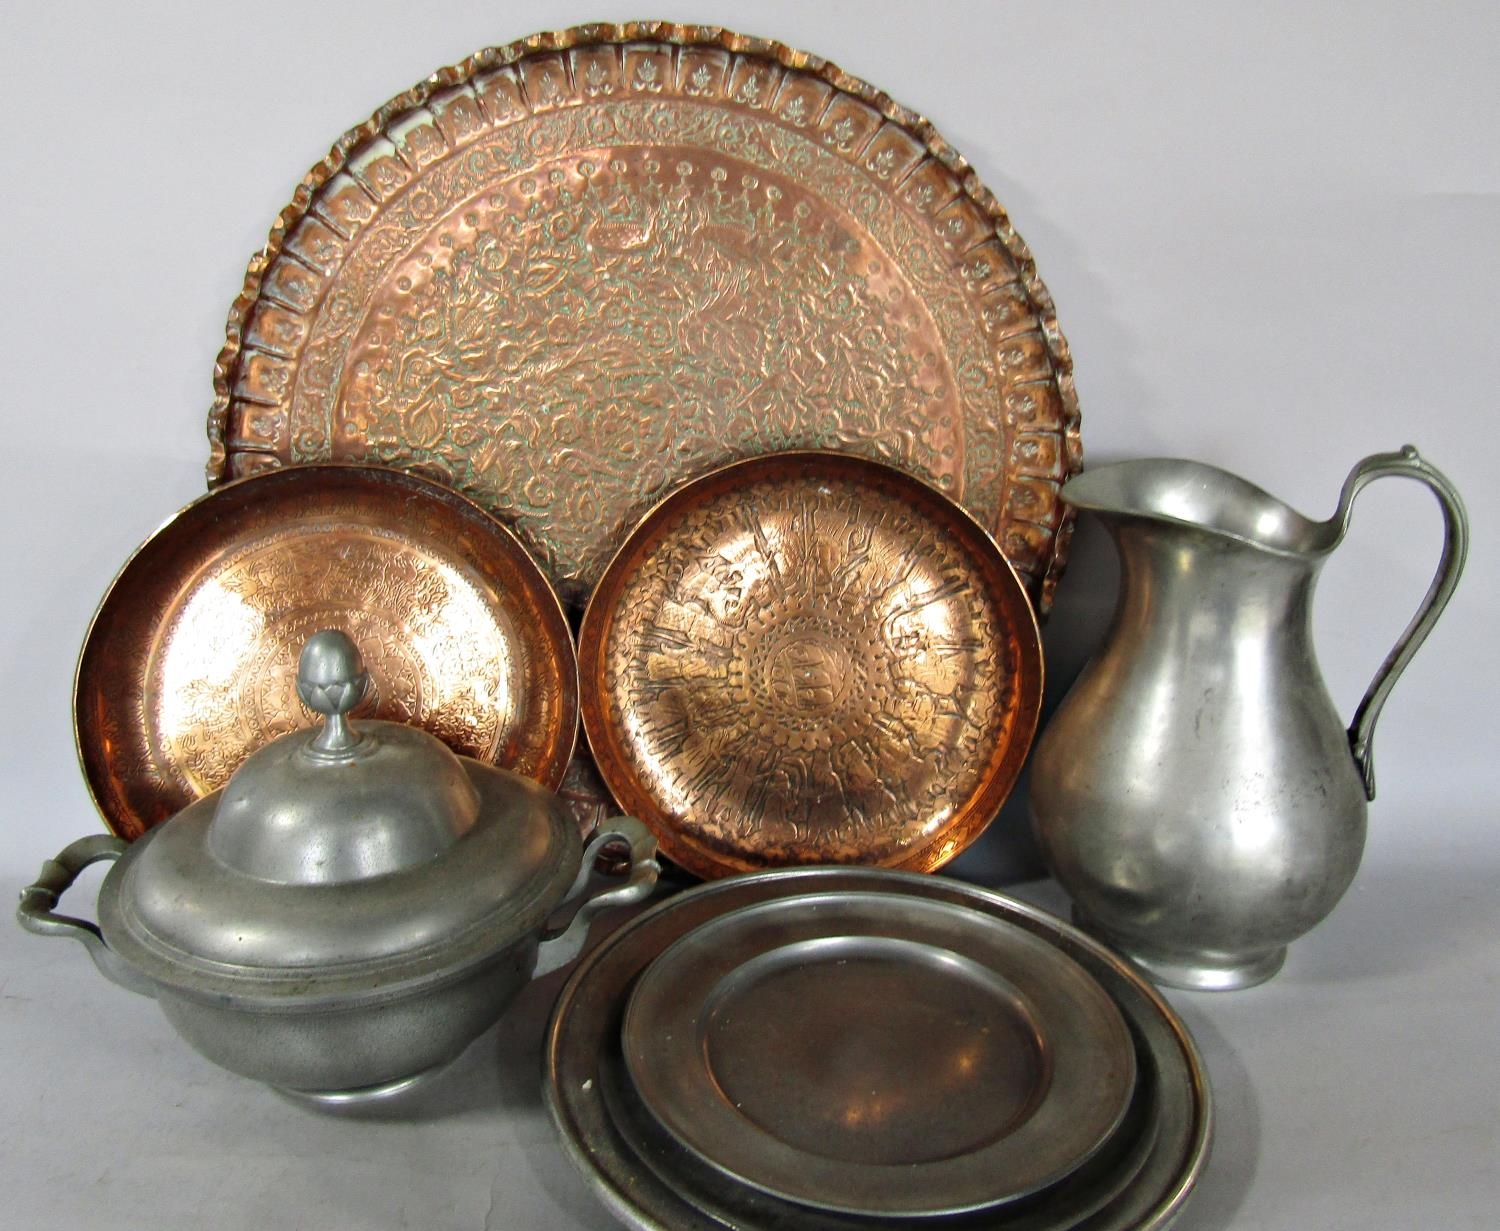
[{"left": 296, "top": 629, "right": 370, "bottom": 760}]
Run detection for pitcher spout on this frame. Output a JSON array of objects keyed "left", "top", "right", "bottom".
[{"left": 1060, "top": 457, "right": 1329, "bottom": 558}]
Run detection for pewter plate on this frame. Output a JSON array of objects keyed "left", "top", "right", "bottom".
[
  {"left": 544, "top": 868, "right": 1212, "bottom": 1231},
  {"left": 577, "top": 452, "right": 1044, "bottom": 880},
  {"left": 622, "top": 891, "right": 1135, "bottom": 1217},
  {"left": 75, "top": 465, "right": 577, "bottom": 840},
  {"left": 606, "top": 1007, "right": 1161, "bottom": 1231},
  {"left": 208, "top": 22, "right": 1081, "bottom": 613}
]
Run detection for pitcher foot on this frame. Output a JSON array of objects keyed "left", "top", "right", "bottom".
[{"left": 1071, "top": 908, "right": 1287, "bottom": 991}]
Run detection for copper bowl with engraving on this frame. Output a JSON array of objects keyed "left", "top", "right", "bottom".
[
  {"left": 75, "top": 464, "right": 577, "bottom": 841},
  {"left": 578, "top": 451, "right": 1044, "bottom": 879}
]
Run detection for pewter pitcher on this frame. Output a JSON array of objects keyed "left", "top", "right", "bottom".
[{"left": 1030, "top": 447, "right": 1467, "bottom": 990}]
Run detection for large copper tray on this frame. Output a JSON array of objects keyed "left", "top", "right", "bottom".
[
  {"left": 578, "top": 452, "right": 1044, "bottom": 879},
  {"left": 208, "top": 22, "right": 1081, "bottom": 613},
  {"left": 76, "top": 465, "right": 577, "bottom": 841}
]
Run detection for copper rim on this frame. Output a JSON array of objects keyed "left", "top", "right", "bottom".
[
  {"left": 205, "top": 21, "right": 1082, "bottom": 613},
  {"left": 578, "top": 451, "right": 1043, "bottom": 879},
  {"left": 75, "top": 464, "right": 577, "bottom": 840}
]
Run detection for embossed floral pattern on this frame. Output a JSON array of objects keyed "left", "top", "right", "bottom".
[{"left": 341, "top": 155, "right": 948, "bottom": 595}]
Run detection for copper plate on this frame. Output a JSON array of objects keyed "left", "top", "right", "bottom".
[
  {"left": 76, "top": 465, "right": 577, "bottom": 841},
  {"left": 578, "top": 452, "right": 1044, "bottom": 879},
  {"left": 622, "top": 891, "right": 1135, "bottom": 1217},
  {"left": 207, "top": 22, "right": 1081, "bottom": 614},
  {"left": 544, "top": 868, "right": 1213, "bottom": 1231}
]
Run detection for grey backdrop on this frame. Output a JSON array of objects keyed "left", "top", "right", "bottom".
[{"left": 2, "top": 3, "right": 1495, "bottom": 1229}]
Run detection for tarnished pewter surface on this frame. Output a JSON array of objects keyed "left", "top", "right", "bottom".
[
  {"left": 621, "top": 891, "right": 1134, "bottom": 1218},
  {"left": 604, "top": 1031, "right": 1158, "bottom": 1231},
  {"left": 1030, "top": 448, "right": 1468, "bottom": 990},
  {"left": 208, "top": 22, "right": 1082, "bottom": 613},
  {"left": 25, "top": 618, "right": 660, "bottom": 1100},
  {"left": 578, "top": 453, "right": 1043, "bottom": 880},
  {"left": 544, "top": 868, "right": 1212, "bottom": 1231},
  {"left": 75, "top": 465, "right": 578, "bottom": 841}
]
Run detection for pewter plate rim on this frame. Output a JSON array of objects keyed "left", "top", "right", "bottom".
[{"left": 620, "top": 888, "right": 1135, "bottom": 1217}]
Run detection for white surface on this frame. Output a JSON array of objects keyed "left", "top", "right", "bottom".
[{"left": 1, "top": 2, "right": 1496, "bottom": 1228}]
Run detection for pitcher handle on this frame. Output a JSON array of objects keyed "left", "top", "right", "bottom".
[{"left": 1329, "top": 446, "right": 1468, "bottom": 800}]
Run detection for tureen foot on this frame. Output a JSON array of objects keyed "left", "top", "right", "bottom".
[{"left": 274, "top": 1060, "right": 451, "bottom": 1110}]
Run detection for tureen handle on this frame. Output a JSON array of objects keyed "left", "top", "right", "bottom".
[
  {"left": 17, "top": 834, "right": 156, "bottom": 996},
  {"left": 535, "top": 816, "right": 661, "bottom": 977}
]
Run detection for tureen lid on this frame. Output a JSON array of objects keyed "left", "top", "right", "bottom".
[{"left": 99, "top": 631, "right": 583, "bottom": 1001}]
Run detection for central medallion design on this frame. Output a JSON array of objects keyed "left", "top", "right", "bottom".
[{"left": 765, "top": 630, "right": 851, "bottom": 717}]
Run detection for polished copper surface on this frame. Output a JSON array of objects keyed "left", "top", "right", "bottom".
[
  {"left": 578, "top": 452, "right": 1043, "bottom": 879},
  {"left": 76, "top": 465, "right": 577, "bottom": 841},
  {"left": 207, "top": 22, "right": 1081, "bottom": 614}
]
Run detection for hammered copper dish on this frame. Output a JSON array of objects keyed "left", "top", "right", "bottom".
[
  {"left": 621, "top": 891, "right": 1136, "bottom": 1217},
  {"left": 76, "top": 464, "right": 577, "bottom": 841},
  {"left": 577, "top": 451, "right": 1044, "bottom": 879},
  {"left": 544, "top": 868, "right": 1213, "bottom": 1231},
  {"left": 207, "top": 22, "right": 1081, "bottom": 614}
]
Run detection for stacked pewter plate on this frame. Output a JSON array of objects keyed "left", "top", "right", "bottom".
[{"left": 545, "top": 868, "right": 1212, "bottom": 1231}]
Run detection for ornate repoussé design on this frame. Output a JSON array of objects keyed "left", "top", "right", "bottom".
[
  {"left": 339, "top": 153, "right": 949, "bottom": 594},
  {"left": 578, "top": 454, "right": 1044, "bottom": 879},
  {"left": 210, "top": 23, "right": 1081, "bottom": 612}
]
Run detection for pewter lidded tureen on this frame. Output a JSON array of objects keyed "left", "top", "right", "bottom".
[{"left": 20, "top": 630, "right": 658, "bottom": 1105}]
